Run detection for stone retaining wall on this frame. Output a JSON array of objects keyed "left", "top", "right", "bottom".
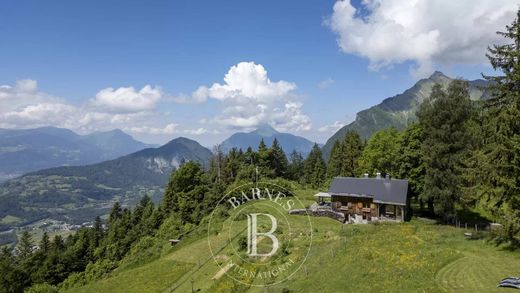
[{"left": 289, "top": 209, "right": 345, "bottom": 223}]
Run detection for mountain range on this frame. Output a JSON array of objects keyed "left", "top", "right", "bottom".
[
  {"left": 321, "top": 71, "right": 490, "bottom": 159},
  {"left": 0, "top": 71, "right": 489, "bottom": 231},
  {"left": 220, "top": 124, "right": 316, "bottom": 156},
  {"left": 0, "top": 137, "right": 212, "bottom": 229},
  {"left": 0, "top": 127, "right": 153, "bottom": 182}
]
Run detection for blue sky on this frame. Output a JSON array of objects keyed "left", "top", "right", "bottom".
[{"left": 0, "top": 0, "right": 516, "bottom": 147}]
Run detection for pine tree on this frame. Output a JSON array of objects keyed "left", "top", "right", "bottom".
[
  {"left": 417, "top": 80, "right": 473, "bottom": 220},
  {"left": 40, "top": 232, "right": 50, "bottom": 253},
  {"left": 17, "top": 231, "right": 33, "bottom": 260},
  {"left": 270, "top": 138, "right": 289, "bottom": 178},
  {"left": 109, "top": 202, "right": 123, "bottom": 224},
  {"left": 288, "top": 150, "right": 304, "bottom": 182},
  {"left": 52, "top": 235, "right": 64, "bottom": 251},
  {"left": 304, "top": 143, "right": 327, "bottom": 188},
  {"left": 257, "top": 138, "right": 271, "bottom": 169},
  {"left": 223, "top": 148, "right": 243, "bottom": 183},
  {"left": 244, "top": 146, "right": 256, "bottom": 165},
  {"left": 341, "top": 130, "right": 364, "bottom": 177},
  {"left": 0, "top": 246, "right": 26, "bottom": 293},
  {"left": 327, "top": 140, "right": 343, "bottom": 178},
  {"left": 484, "top": 9, "right": 520, "bottom": 108},
  {"left": 480, "top": 9, "right": 520, "bottom": 246}
]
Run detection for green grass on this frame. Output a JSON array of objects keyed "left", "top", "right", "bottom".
[
  {"left": 68, "top": 190, "right": 520, "bottom": 293},
  {"left": 0, "top": 215, "right": 21, "bottom": 224},
  {"left": 435, "top": 243, "right": 520, "bottom": 292},
  {"left": 66, "top": 259, "right": 191, "bottom": 293}
]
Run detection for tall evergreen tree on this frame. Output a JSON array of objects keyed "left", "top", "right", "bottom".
[
  {"left": 51, "top": 235, "right": 64, "bottom": 251},
  {"left": 479, "top": 9, "right": 520, "bottom": 246},
  {"left": 270, "top": 138, "right": 288, "bottom": 178},
  {"left": 287, "top": 150, "right": 304, "bottom": 182},
  {"left": 304, "top": 143, "right": 327, "bottom": 188},
  {"left": 223, "top": 147, "right": 243, "bottom": 183},
  {"left": 109, "top": 202, "right": 123, "bottom": 224},
  {"left": 39, "top": 232, "right": 50, "bottom": 253},
  {"left": 417, "top": 81, "right": 474, "bottom": 220},
  {"left": 244, "top": 146, "right": 256, "bottom": 165},
  {"left": 17, "top": 231, "right": 33, "bottom": 260},
  {"left": 484, "top": 9, "right": 520, "bottom": 108},
  {"left": 341, "top": 130, "right": 364, "bottom": 177},
  {"left": 327, "top": 140, "right": 343, "bottom": 178},
  {"left": 0, "top": 247, "right": 27, "bottom": 293}
]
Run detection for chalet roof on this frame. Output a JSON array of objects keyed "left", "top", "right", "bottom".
[{"left": 328, "top": 177, "right": 408, "bottom": 205}]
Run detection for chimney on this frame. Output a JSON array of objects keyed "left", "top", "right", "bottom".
[
  {"left": 376, "top": 172, "right": 381, "bottom": 179},
  {"left": 385, "top": 173, "right": 390, "bottom": 181},
  {"left": 364, "top": 173, "right": 369, "bottom": 178}
]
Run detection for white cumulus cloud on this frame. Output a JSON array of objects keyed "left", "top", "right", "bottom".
[
  {"left": 90, "top": 85, "right": 163, "bottom": 113},
  {"left": 0, "top": 80, "right": 179, "bottom": 140},
  {"left": 192, "top": 62, "right": 311, "bottom": 132},
  {"left": 327, "top": 0, "right": 519, "bottom": 77},
  {"left": 196, "top": 62, "right": 296, "bottom": 102}
]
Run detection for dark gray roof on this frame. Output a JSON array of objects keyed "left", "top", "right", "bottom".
[{"left": 328, "top": 177, "right": 408, "bottom": 205}]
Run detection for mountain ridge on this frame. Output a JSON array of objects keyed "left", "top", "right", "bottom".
[
  {"left": 321, "top": 71, "right": 490, "bottom": 159},
  {"left": 0, "top": 126, "right": 153, "bottom": 182},
  {"left": 0, "top": 137, "right": 213, "bottom": 229},
  {"left": 220, "top": 124, "right": 317, "bottom": 156}
]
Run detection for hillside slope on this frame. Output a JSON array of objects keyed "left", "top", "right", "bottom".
[
  {"left": 322, "top": 72, "right": 489, "bottom": 159},
  {"left": 0, "top": 137, "right": 212, "bottom": 228},
  {"left": 67, "top": 206, "right": 520, "bottom": 292}
]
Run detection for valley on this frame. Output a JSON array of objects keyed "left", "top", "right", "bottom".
[{"left": 0, "top": 137, "right": 212, "bottom": 238}]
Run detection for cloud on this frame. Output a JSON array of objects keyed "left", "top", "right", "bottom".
[
  {"left": 318, "top": 121, "right": 345, "bottom": 133},
  {"left": 192, "top": 61, "right": 311, "bottom": 132},
  {"left": 0, "top": 80, "right": 78, "bottom": 129},
  {"left": 318, "top": 78, "right": 335, "bottom": 89},
  {"left": 1, "top": 103, "right": 79, "bottom": 129},
  {"left": 127, "top": 123, "right": 179, "bottom": 135},
  {"left": 182, "top": 128, "right": 208, "bottom": 135},
  {"left": 0, "top": 79, "right": 59, "bottom": 111},
  {"left": 327, "top": 0, "right": 519, "bottom": 78},
  {"left": 0, "top": 80, "right": 178, "bottom": 139},
  {"left": 196, "top": 62, "right": 296, "bottom": 102},
  {"left": 0, "top": 62, "right": 315, "bottom": 142},
  {"left": 90, "top": 85, "right": 163, "bottom": 113},
  {"left": 15, "top": 79, "right": 38, "bottom": 93}
]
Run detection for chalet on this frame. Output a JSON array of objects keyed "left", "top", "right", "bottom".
[{"left": 317, "top": 173, "right": 408, "bottom": 224}]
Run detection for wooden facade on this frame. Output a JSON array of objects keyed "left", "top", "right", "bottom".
[{"left": 331, "top": 195, "right": 405, "bottom": 222}]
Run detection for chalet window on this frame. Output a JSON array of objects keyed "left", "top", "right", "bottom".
[{"left": 363, "top": 202, "right": 370, "bottom": 209}]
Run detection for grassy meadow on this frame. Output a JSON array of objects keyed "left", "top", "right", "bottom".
[{"left": 67, "top": 189, "right": 520, "bottom": 293}]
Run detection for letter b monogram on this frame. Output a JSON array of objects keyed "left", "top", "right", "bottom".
[{"left": 246, "top": 213, "right": 279, "bottom": 257}]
